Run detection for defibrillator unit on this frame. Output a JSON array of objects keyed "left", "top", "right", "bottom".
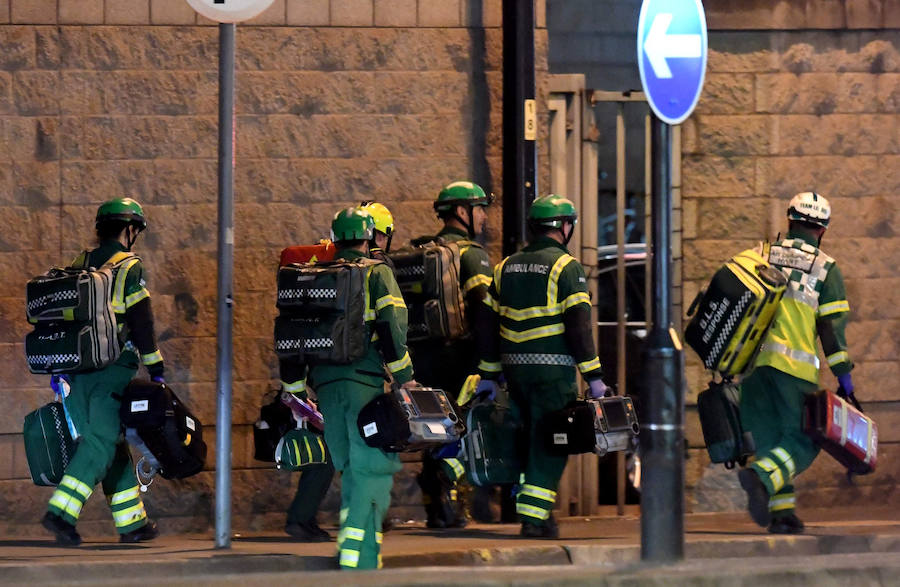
[
  {"left": 24, "top": 252, "right": 136, "bottom": 374},
  {"left": 358, "top": 386, "right": 464, "bottom": 453},
  {"left": 685, "top": 247, "right": 787, "bottom": 377},
  {"left": 804, "top": 389, "right": 877, "bottom": 475},
  {"left": 460, "top": 398, "right": 522, "bottom": 486},
  {"left": 544, "top": 396, "right": 639, "bottom": 456},
  {"left": 389, "top": 237, "right": 467, "bottom": 342},
  {"left": 274, "top": 259, "right": 378, "bottom": 365}
]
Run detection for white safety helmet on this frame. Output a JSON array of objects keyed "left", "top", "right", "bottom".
[{"left": 787, "top": 192, "right": 830, "bottom": 228}]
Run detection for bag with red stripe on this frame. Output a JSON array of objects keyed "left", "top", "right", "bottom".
[{"left": 803, "top": 389, "right": 877, "bottom": 475}]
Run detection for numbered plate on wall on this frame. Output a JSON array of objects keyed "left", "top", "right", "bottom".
[{"left": 185, "top": 0, "right": 276, "bottom": 23}]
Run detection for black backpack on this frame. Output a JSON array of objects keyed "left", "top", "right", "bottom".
[{"left": 697, "top": 379, "right": 755, "bottom": 468}]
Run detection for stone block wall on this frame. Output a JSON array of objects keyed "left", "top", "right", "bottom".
[
  {"left": 0, "top": 0, "right": 550, "bottom": 536},
  {"left": 684, "top": 2, "right": 900, "bottom": 511}
]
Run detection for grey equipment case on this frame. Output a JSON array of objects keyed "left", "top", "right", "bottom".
[
  {"left": 389, "top": 237, "right": 467, "bottom": 342},
  {"left": 358, "top": 386, "right": 464, "bottom": 453},
  {"left": 25, "top": 251, "right": 136, "bottom": 374}
]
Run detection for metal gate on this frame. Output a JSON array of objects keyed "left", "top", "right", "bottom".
[{"left": 547, "top": 74, "right": 682, "bottom": 517}]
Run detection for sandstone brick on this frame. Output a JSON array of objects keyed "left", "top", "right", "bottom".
[
  {"left": 13, "top": 70, "right": 59, "bottom": 116},
  {"left": 706, "top": 0, "right": 805, "bottom": 30},
  {"left": 60, "top": 115, "right": 218, "bottom": 160},
  {"left": 694, "top": 73, "right": 755, "bottom": 115},
  {"left": 61, "top": 71, "right": 218, "bottom": 116},
  {"left": 848, "top": 319, "right": 900, "bottom": 362},
  {"left": 106, "top": 0, "right": 150, "bottom": 24},
  {"left": 0, "top": 26, "right": 35, "bottom": 70},
  {"left": 695, "top": 114, "right": 773, "bottom": 156},
  {"left": 331, "top": 0, "right": 373, "bottom": 26},
  {"left": 0, "top": 72, "right": 11, "bottom": 115},
  {"left": 776, "top": 34, "right": 900, "bottom": 74},
  {"left": 853, "top": 361, "right": 900, "bottom": 402},
  {"left": 418, "top": 0, "right": 459, "bottom": 26},
  {"left": 59, "top": 0, "right": 103, "bottom": 24},
  {"left": 825, "top": 196, "right": 899, "bottom": 240},
  {"left": 374, "top": 0, "right": 415, "bottom": 26},
  {"left": 147, "top": 250, "right": 219, "bottom": 297},
  {"left": 374, "top": 71, "right": 469, "bottom": 114},
  {"left": 246, "top": 0, "right": 287, "bottom": 24},
  {"left": 694, "top": 197, "right": 770, "bottom": 240},
  {"left": 237, "top": 71, "right": 376, "bottom": 115},
  {"left": 757, "top": 73, "right": 878, "bottom": 114},
  {"left": 61, "top": 160, "right": 153, "bottom": 204},
  {"left": 12, "top": 161, "right": 59, "bottom": 211},
  {"left": 875, "top": 73, "right": 900, "bottom": 112},
  {"left": 149, "top": 159, "right": 216, "bottom": 204},
  {"left": 233, "top": 292, "right": 277, "bottom": 339},
  {"left": 681, "top": 156, "right": 755, "bottom": 199},
  {"left": 150, "top": 0, "right": 197, "bottom": 24},
  {"left": 846, "top": 0, "right": 883, "bottom": 29},
  {"left": 152, "top": 291, "right": 217, "bottom": 340},
  {"left": 10, "top": 0, "right": 55, "bottom": 24},
  {"left": 886, "top": 0, "right": 900, "bottom": 27},
  {"left": 460, "top": 0, "right": 501, "bottom": 27},
  {"left": 755, "top": 155, "right": 887, "bottom": 199},
  {"left": 805, "top": 0, "right": 845, "bottom": 29},
  {"left": 58, "top": 27, "right": 217, "bottom": 70},
  {"left": 286, "top": 0, "right": 330, "bottom": 25},
  {"left": 708, "top": 33, "right": 781, "bottom": 74},
  {"left": 0, "top": 1, "right": 8, "bottom": 23},
  {"left": 773, "top": 114, "right": 899, "bottom": 156},
  {"left": 683, "top": 238, "right": 758, "bottom": 281}
]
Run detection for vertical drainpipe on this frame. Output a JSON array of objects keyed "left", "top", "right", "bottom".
[{"left": 502, "top": 0, "right": 537, "bottom": 256}]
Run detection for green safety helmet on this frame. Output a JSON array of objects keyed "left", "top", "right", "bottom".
[
  {"left": 95, "top": 197, "right": 147, "bottom": 231},
  {"left": 787, "top": 191, "right": 830, "bottom": 228},
  {"left": 433, "top": 181, "right": 493, "bottom": 213},
  {"left": 528, "top": 194, "right": 578, "bottom": 229},
  {"left": 330, "top": 207, "right": 375, "bottom": 242}
]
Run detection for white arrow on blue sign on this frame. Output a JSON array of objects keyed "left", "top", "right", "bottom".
[{"left": 637, "top": 0, "right": 708, "bottom": 125}]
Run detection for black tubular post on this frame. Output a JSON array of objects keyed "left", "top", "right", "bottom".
[
  {"left": 639, "top": 117, "right": 685, "bottom": 562},
  {"left": 214, "top": 21, "right": 235, "bottom": 550},
  {"left": 501, "top": 0, "right": 536, "bottom": 256}
]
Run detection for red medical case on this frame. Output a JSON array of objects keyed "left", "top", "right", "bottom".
[
  {"left": 804, "top": 389, "right": 877, "bottom": 475},
  {"left": 280, "top": 241, "right": 336, "bottom": 267}
]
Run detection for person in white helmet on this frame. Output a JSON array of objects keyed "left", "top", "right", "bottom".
[{"left": 738, "top": 192, "right": 855, "bottom": 535}]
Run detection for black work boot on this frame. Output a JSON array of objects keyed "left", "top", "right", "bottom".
[
  {"left": 436, "top": 487, "right": 467, "bottom": 529},
  {"left": 119, "top": 519, "right": 159, "bottom": 543},
  {"left": 418, "top": 472, "right": 445, "bottom": 528},
  {"left": 520, "top": 514, "right": 559, "bottom": 539},
  {"left": 738, "top": 468, "right": 772, "bottom": 528},
  {"left": 768, "top": 513, "right": 805, "bottom": 535},
  {"left": 285, "top": 520, "right": 332, "bottom": 542},
  {"left": 42, "top": 511, "right": 82, "bottom": 547}
]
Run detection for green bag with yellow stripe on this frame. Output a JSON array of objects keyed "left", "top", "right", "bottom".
[{"left": 275, "top": 424, "right": 328, "bottom": 471}]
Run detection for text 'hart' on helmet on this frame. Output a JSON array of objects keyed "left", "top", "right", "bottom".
[
  {"left": 434, "top": 181, "right": 493, "bottom": 212},
  {"left": 358, "top": 201, "right": 394, "bottom": 236},
  {"left": 331, "top": 207, "right": 376, "bottom": 242},
  {"left": 528, "top": 194, "right": 578, "bottom": 228},
  {"left": 787, "top": 191, "right": 831, "bottom": 228},
  {"left": 95, "top": 197, "right": 147, "bottom": 231}
]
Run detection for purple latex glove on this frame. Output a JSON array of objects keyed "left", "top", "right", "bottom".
[
  {"left": 151, "top": 375, "right": 165, "bottom": 385},
  {"left": 588, "top": 378, "right": 609, "bottom": 399},
  {"left": 50, "top": 374, "right": 71, "bottom": 397},
  {"left": 837, "top": 373, "right": 854, "bottom": 397},
  {"left": 475, "top": 379, "right": 498, "bottom": 402}
]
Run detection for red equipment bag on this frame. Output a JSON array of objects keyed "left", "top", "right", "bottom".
[
  {"left": 280, "top": 240, "right": 336, "bottom": 267},
  {"left": 803, "top": 389, "right": 877, "bottom": 475}
]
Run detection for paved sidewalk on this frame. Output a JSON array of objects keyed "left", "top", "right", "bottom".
[{"left": 2, "top": 508, "right": 898, "bottom": 585}]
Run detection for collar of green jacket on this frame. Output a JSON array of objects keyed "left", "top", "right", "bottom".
[
  {"left": 438, "top": 226, "right": 468, "bottom": 240},
  {"left": 524, "top": 235, "right": 569, "bottom": 253},
  {"left": 786, "top": 228, "right": 820, "bottom": 247},
  {"left": 335, "top": 248, "right": 367, "bottom": 261},
  {"left": 88, "top": 239, "right": 129, "bottom": 264}
]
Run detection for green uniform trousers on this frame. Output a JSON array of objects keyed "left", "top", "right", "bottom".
[
  {"left": 317, "top": 380, "right": 401, "bottom": 570},
  {"left": 46, "top": 361, "right": 149, "bottom": 534},
  {"left": 287, "top": 442, "right": 335, "bottom": 525},
  {"left": 507, "top": 373, "right": 577, "bottom": 526},
  {"left": 740, "top": 366, "right": 820, "bottom": 519}
]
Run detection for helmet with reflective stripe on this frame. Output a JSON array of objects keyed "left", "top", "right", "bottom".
[
  {"left": 358, "top": 201, "right": 394, "bottom": 236},
  {"left": 434, "top": 181, "right": 493, "bottom": 212},
  {"left": 528, "top": 194, "right": 578, "bottom": 228},
  {"left": 331, "top": 207, "right": 375, "bottom": 242},
  {"left": 96, "top": 197, "right": 147, "bottom": 231},
  {"left": 788, "top": 191, "right": 830, "bottom": 228}
]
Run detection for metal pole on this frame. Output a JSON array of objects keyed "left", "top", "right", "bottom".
[
  {"left": 639, "top": 117, "right": 684, "bottom": 562},
  {"left": 614, "top": 102, "right": 627, "bottom": 517},
  {"left": 501, "top": 0, "right": 536, "bottom": 256},
  {"left": 214, "top": 21, "right": 235, "bottom": 550}
]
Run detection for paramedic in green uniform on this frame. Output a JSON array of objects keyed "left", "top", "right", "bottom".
[
  {"left": 475, "top": 195, "right": 610, "bottom": 538},
  {"left": 410, "top": 181, "right": 495, "bottom": 528},
  {"left": 280, "top": 207, "right": 416, "bottom": 570},
  {"left": 42, "top": 197, "right": 164, "bottom": 546},
  {"left": 738, "top": 192, "right": 855, "bottom": 535}
]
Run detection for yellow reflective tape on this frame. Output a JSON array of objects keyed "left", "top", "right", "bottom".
[
  {"left": 303, "top": 436, "right": 312, "bottom": 464},
  {"left": 387, "top": 351, "right": 412, "bottom": 373},
  {"left": 547, "top": 255, "right": 576, "bottom": 305},
  {"left": 818, "top": 300, "right": 850, "bottom": 317},
  {"left": 462, "top": 274, "right": 492, "bottom": 294},
  {"left": 317, "top": 436, "right": 326, "bottom": 462},
  {"left": 375, "top": 294, "right": 406, "bottom": 311},
  {"left": 125, "top": 288, "right": 150, "bottom": 308},
  {"left": 493, "top": 258, "right": 509, "bottom": 295},
  {"left": 365, "top": 309, "right": 376, "bottom": 321},
  {"left": 445, "top": 458, "right": 464, "bottom": 479},
  {"left": 364, "top": 265, "right": 374, "bottom": 321},
  {"left": 560, "top": 291, "right": 590, "bottom": 311},
  {"left": 282, "top": 379, "right": 307, "bottom": 393},
  {"left": 340, "top": 507, "right": 349, "bottom": 525},
  {"left": 771, "top": 447, "right": 796, "bottom": 478},
  {"left": 826, "top": 351, "right": 850, "bottom": 367},
  {"left": 108, "top": 486, "right": 141, "bottom": 506},
  {"left": 755, "top": 457, "right": 777, "bottom": 472},
  {"left": 60, "top": 475, "right": 93, "bottom": 499},
  {"left": 577, "top": 356, "right": 601, "bottom": 373},
  {"left": 478, "top": 360, "right": 502, "bottom": 373},
  {"left": 499, "top": 303, "right": 563, "bottom": 321},
  {"left": 112, "top": 503, "right": 147, "bottom": 527},
  {"left": 520, "top": 483, "right": 557, "bottom": 503},
  {"left": 49, "top": 491, "right": 85, "bottom": 519},
  {"left": 292, "top": 439, "right": 301, "bottom": 466},
  {"left": 483, "top": 293, "right": 499, "bottom": 312},
  {"left": 112, "top": 258, "right": 140, "bottom": 313},
  {"left": 516, "top": 503, "right": 550, "bottom": 520},
  {"left": 342, "top": 527, "right": 365, "bottom": 542},
  {"left": 339, "top": 549, "right": 360, "bottom": 568},
  {"left": 500, "top": 323, "right": 565, "bottom": 343},
  {"left": 141, "top": 350, "right": 163, "bottom": 366},
  {"left": 375, "top": 532, "right": 383, "bottom": 545},
  {"left": 183, "top": 432, "right": 191, "bottom": 446},
  {"left": 768, "top": 494, "right": 796, "bottom": 512}
]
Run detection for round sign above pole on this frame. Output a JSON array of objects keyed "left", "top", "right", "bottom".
[
  {"left": 186, "top": 0, "right": 276, "bottom": 23},
  {"left": 637, "top": 0, "right": 708, "bottom": 125}
]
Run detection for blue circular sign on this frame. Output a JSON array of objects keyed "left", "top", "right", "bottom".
[{"left": 637, "top": 0, "right": 708, "bottom": 125}]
